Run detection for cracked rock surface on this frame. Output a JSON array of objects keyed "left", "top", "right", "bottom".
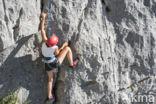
[{"left": 0, "top": 0, "right": 156, "bottom": 104}]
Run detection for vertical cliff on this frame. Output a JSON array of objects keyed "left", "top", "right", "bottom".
[{"left": 0, "top": 0, "right": 155, "bottom": 104}]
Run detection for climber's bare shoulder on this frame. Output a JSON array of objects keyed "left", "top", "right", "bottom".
[
  {"left": 54, "top": 47, "right": 59, "bottom": 56},
  {"left": 42, "top": 38, "right": 47, "bottom": 43}
]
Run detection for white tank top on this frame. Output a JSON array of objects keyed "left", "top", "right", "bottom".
[{"left": 41, "top": 43, "right": 58, "bottom": 63}]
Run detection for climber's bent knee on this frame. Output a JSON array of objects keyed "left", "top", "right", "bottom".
[
  {"left": 65, "top": 46, "right": 70, "bottom": 51},
  {"left": 61, "top": 46, "right": 70, "bottom": 52}
]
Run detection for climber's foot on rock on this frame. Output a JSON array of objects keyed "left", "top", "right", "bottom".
[
  {"left": 45, "top": 96, "right": 55, "bottom": 104},
  {"left": 69, "top": 57, "right": 80, "bottom": 69}
]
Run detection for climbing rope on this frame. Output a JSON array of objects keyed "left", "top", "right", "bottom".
[{"left": 47, "top": 0, "right": 51, "bottom": 38}]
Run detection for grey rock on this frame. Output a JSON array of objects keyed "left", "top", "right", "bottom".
[
  {"left": 0, "top": 0, "right": 156, "bottom": 104},
  {"left": 15, "top": 87, "right": 29, "bottom": 104},
  {"left": 0, "top": 0, "right": 40, "bottom": 51}
]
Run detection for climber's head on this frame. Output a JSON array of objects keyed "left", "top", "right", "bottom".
[{"left": 46, "top": 35, "right": 58, "bottom": 46}]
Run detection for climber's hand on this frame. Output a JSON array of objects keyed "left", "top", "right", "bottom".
[
  {"left": 59, "top": 42, "right": 68, "bottom": 51},
  {"left": 63, "top": 41, "right": 68, "bottom": 47},
  {"left": 41, "top": 12, "right": 46, "bottom": 19}
]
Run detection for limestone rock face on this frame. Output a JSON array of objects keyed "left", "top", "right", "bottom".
[
  {"left": 0, "top": 0, "right": 156, "bottom": 104},
  {"left": 0, "top": 0, "right": 40, "bottom": 51},
  {"left": 15, "top": 87, "right": 29, "bottom": 104}
]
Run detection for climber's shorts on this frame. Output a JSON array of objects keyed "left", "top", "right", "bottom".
[{"left": 45, "top": 59, "right": 60, "bottom": 71}]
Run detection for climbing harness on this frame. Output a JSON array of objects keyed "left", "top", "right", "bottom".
[{"left": 42, "top": 56, "right": 56, "bottom": 63}]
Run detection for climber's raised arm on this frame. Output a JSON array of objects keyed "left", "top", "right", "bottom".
[{"left": 41, "top": 12, "right": 48, "bottom": 42}]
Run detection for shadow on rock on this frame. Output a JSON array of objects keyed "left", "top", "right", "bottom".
[{"left": 0, "top": 35, "right": 47, "bottom": 104}]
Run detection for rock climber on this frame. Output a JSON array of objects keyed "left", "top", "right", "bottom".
[{"left": 40, "top": 12, "right": 79, "bottom": 102}]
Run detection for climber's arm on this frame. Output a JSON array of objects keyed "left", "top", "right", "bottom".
[
  {"left": 41, "top": 12, "right": 48, "bottom": 42},
  {"left": 54, "top": 42, "right": 68, "bottom": 55}
]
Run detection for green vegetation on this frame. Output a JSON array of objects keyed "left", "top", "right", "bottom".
[
  {"left": 0, "top": 90, "right": 17, "bottom": 104},
  {"left": 23, "top": 100, "right": 31, "bottom": 104},
  {"left": 0, "top": 89, "right": 30, "bottom": 104},
  {"left": 118, "top": 75, "right": 155, "bottom": 92}
]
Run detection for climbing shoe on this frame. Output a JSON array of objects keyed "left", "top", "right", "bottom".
[
  {"left": 73, "top": 57, "right": 79, "bottom": 66},
  {"left": 69, "top": 57, "right": 80, "bottom": 69},
  {"left": 45, "top": 97, "right": 55, "bottom": 104}
]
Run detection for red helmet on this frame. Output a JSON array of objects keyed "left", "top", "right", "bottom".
[{"left": 47, "top": 35, "right": 58, "bottom": 46}]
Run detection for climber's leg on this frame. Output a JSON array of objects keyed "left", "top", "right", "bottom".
[
  {"left": 57, "top": 46, "right": 73, "bottom": 66},
  {"left": 47, "top": 69, "right": 56, "bottom": 98}
]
